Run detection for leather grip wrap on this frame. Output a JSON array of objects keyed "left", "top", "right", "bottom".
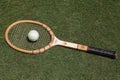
[{"left": 87, "top": 47, "right": 116, "bottom": 59}]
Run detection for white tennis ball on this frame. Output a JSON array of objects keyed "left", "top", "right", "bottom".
[{"left": 28, "top": 30, "right": 39, "bottom": 42}]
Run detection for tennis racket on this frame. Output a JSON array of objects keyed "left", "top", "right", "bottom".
[{"left": 5, "top": 20, "right": 116, "bottom": 59}]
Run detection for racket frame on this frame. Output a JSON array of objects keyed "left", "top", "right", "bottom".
[
  {"left": 5, "top": 20, "right": 116, "bottom": 59},
  {"left": 5, "top": 20, "right": 55, "bottom": 54}
]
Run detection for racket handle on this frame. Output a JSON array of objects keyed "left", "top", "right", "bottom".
[{"left": 87, "top": 47, "right": 116, "bottom": 59}]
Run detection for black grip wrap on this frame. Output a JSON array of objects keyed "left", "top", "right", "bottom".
[{"left": 87, "top": 47, "right": 116, "bottom": 59}]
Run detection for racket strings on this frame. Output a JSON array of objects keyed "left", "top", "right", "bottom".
[
  {"left": 9, "top": 24, "right": 29, "bottom": 49},
  {"left": 8, "top": 23, "right": 51, "bottom": 50}
]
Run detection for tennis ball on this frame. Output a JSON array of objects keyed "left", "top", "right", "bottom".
[{"left": 28, "top": 30, "right": 39, "bottom": 42}]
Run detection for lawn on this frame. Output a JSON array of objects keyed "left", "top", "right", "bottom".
[{"left": 0, "top": 0, "right": 120, "bottom": 80}]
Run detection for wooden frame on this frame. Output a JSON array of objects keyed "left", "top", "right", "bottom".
[
  {"left": 5, "top": 20, "right": 88, "bottom": 54},
  {"left": 5, "top": 20, "right": 55, "bottom": 54}
]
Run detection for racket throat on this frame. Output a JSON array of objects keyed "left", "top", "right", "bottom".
[{"left": 53, "top": 37, "right": 78, "bottom": 49}]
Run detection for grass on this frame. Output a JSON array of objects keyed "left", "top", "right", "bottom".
[{"left": 0, "top": 0, "right": 120, "bottom": 80}]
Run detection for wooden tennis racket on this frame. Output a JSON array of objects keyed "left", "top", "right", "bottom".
[{"left": 5, "top": 20, "right": 116, "bottom": 59}]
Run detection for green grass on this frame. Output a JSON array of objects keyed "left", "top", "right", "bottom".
[{"left": 0, "top": 0, "right": 120, "bottom": 80}]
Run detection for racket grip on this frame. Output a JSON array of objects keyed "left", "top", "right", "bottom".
[{"left": 87, "top": 47, "right": 116, "bottom": 59}]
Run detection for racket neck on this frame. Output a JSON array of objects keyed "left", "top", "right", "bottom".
[
  {"left": 53, "top": 37, "right": 77, "bottom": 49},
  {"left": 52, "top": 37, "right": 88, "bottom": 51}
]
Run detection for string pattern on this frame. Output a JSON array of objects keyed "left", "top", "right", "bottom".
[{"left": 8, "top": 23, "right": 51, "bottom": 50}]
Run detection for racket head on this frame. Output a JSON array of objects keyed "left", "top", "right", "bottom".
[{"left": 5, "top": 20, "right": 55, "bottom": 54}]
